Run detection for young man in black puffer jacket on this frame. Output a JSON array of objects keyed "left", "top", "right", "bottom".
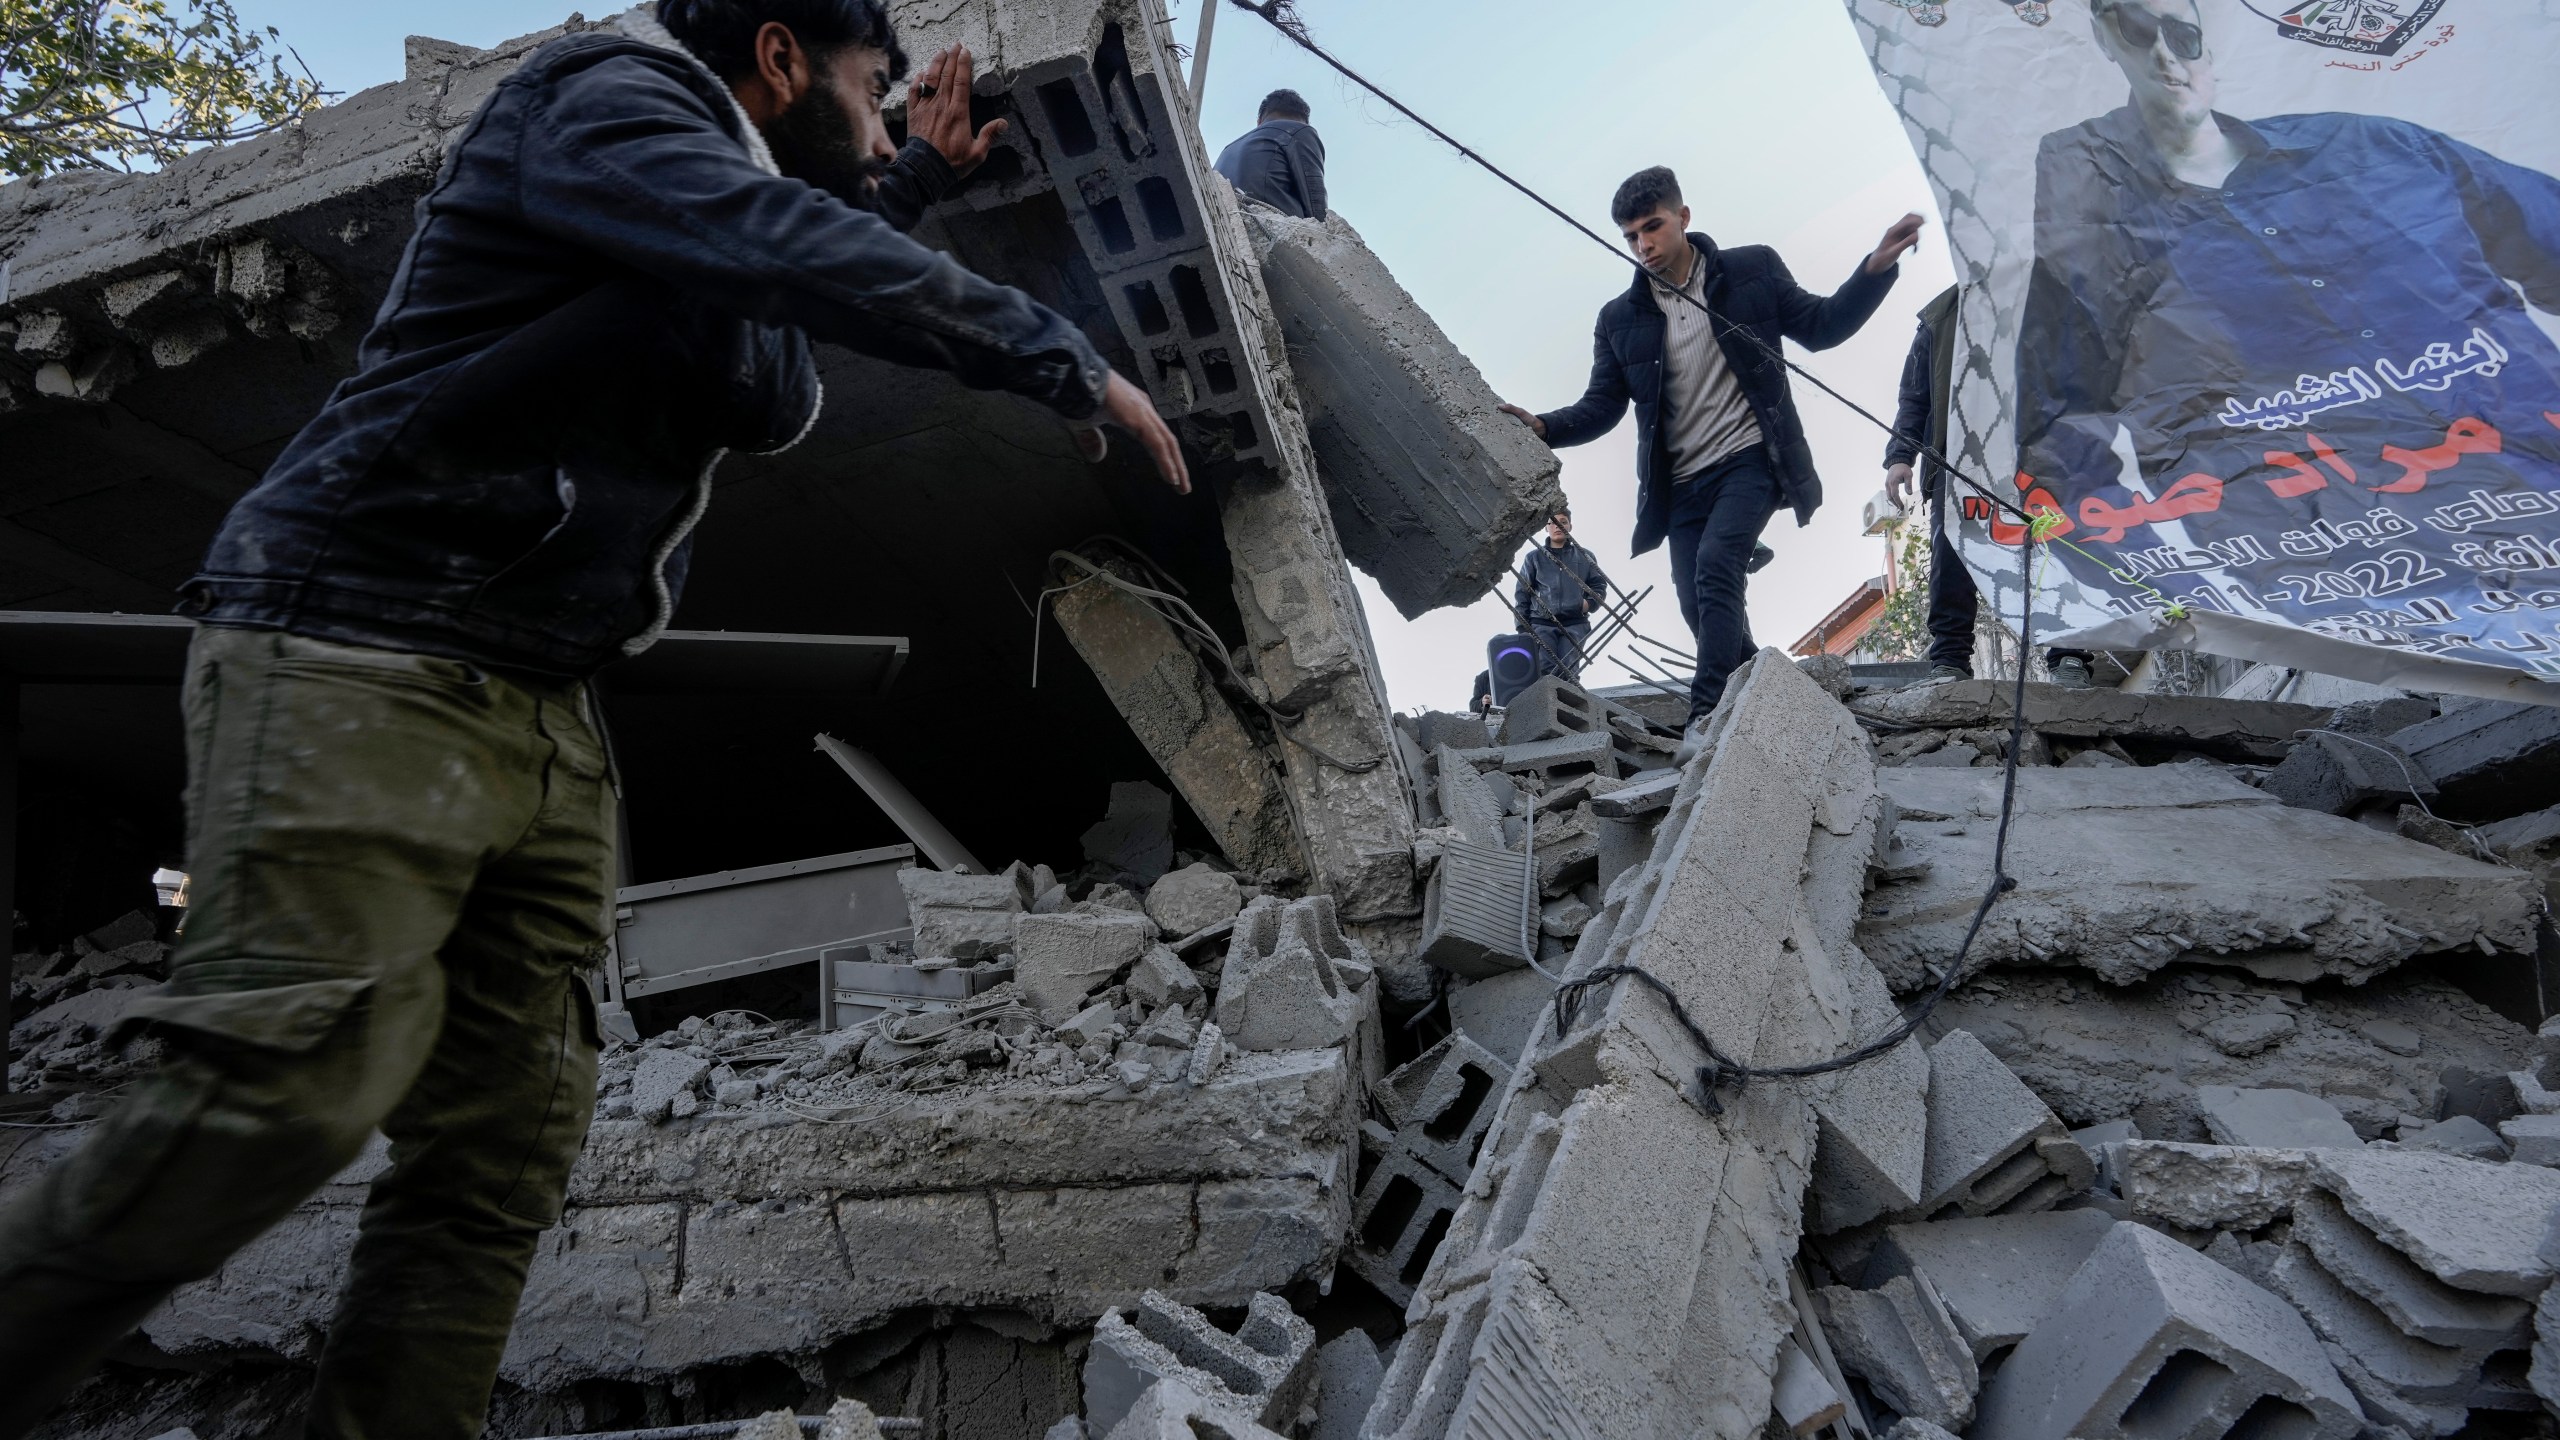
[
  {"left": 1503, "top": 166, "right": 1920, "bottom": 740},
  {"left": 0, "top": 2, "right": 1185, "bottom": 1433}
]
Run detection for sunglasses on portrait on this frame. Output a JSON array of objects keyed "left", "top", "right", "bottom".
[{"left": 2097, "top": 3, "right": 2205, "bottom": 61}]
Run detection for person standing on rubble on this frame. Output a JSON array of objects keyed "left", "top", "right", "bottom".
[
  {"left": 1514, "top": 506, "right": 1613, "bottom": 681},
  {"left": 1213, "top": 88, "right": 1328, "bottom": 220},
  {"left": 1885, "top": 286, "right": 2098, "bottom": 688},
  {"left": 1501, "top": 166, "right": 1920, "bottom": 746},
  {"left": 0, "top": 0, "right": 1189, "bottom": 1433}
]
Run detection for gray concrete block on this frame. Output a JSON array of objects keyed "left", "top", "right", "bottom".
[
  {"left": 2198, "top": 1086, "right": 2365, "bottom": 1150},
  {"left": 1910, "top": 1029, "right": 2087, "bottom": 1220},
  {"left": 1433, "top": 745, "right": 1508, "bottom": 851},
  {"left": 1014, "top": 912, "right": 1157, "bottom": 1024},
  {"left": 1372, "top": 1032, "right": 1508, "bottom": 1187},
  {"left": 1809, "top": 1032, "right": 1930, "bottom": 1232},
  {"left": 628, "top": 1049, "right": 709, "bottom": 1124},
  {"left": 1859, "top": 681, "right": 2332, "bottom": 759},
  {"left": 1311, "top": 1330, "right": 1384, "bottom": 1440},
  {"left": 1446, "top": 966, "right": 1554, "bottom": 1067},
  {"left": 1969, "top": 1222, "right": 2361, "bottom": 1440},
  {"left": 2313, "top": 1147, "right": 2560, "bottom": 1298},
  {"left": 1340, "top": 1130, "right": 1462, "bottom": 1308},
  {"left": 2502, "top": 1113, "right": 2560, "bottom": 1166},
  {"left": 1146, "top": 863, "right": 1242, "bottom": 938},
  {"left": 1415, "top": 833, "right": 1535, "bottom": 980},
  {"left": 2317, "top": 1338, "right": 2468, "bottom": 1439},
  {"left": 1084, "top": 1290, "right": 1314, "bottom": 1438},
  {"left": 1127, "top": 946, "right": 1206, "bottom": 1012},
  {"left": 1813, "top": 1276, "right": 1979, "bottom": 1431},
  {"left": 1497, "top": 675, "right": 1604, "bottom": 749},
  {"left": 2392, "top": 697, "right": 2560, "bottom": 821},
  {"left": 2399, "top": 1115, "right": 2507, "bottom": 1161},
  {"left": 1213, "top": 897, "right": 1368, "bottom": 1053},
  {"left": 2117, "top": 1142, "right": 2318, "bottom": 1230},
  {"left": 2073, "top": 1120, "right": 2141, "bottom": 1188},
  {"left": 1866, "top": 1208, "right": 2121, "bottom": 1361},
  {"left": 2292, "top": 1189, "right": 2531, "bottom": 1351},
  {"left": 1860, "top": 766, "right": 2541, "bottom": 990},
  {"left": 2263, "top": 1244, "right": 2477, "bottom": 1404},
  {"left": 1081, "top": 780, "right": 1177, "bottom": 885},
  {"left": 1102, "top": 1377, "right": 1287, "bottom": 1440}
]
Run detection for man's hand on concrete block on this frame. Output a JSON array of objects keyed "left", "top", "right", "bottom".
[
  {"left": 1497, "top": 403, "right": 1546, "bottom": 440},
  {"left": 909, "top": 45, "right": 1007, "bottom": 175},
  {"left": 1081, "top": 372, "right": 1192, "bottom": 494},
  {"left": 1867, "top": 212, "right": 1926, "bottom": 274}
]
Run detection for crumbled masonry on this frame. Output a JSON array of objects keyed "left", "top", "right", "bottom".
[{"left": 15, "top": 5, "right": 2560, "bottom": 1439}]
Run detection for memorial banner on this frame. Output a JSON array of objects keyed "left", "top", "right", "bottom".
[{"left": 1844, "top": 0, "right": 2560, "bottom": 700}]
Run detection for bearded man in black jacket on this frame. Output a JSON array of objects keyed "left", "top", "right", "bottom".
[{"left": 0, "top": 2, "right": 1185, "bottom": 1433}]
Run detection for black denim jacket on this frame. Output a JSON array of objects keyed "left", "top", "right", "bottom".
[{"left": 185, "top": 14, "right": 1110, "bottom": 675}]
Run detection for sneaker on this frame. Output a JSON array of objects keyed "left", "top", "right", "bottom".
[
  {"left": 1674, "top": 716, "right": 1715, "bottom": 766},
  {"left": 1747, "top": 543, "right": 1776, "bottom": 574},
  {"left": 2049, "top": 654, "right": 2096, "bottom": 689},
  {"left": 1923, "top": 664, "right": 1971, "bottom": 684}
]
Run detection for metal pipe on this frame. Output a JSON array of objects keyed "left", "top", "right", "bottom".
[
  {"left": 1187, "top": 0, "right": 1217, "bottom": 112},
  {"left": 814, "top": 733, "right": 987, "bottom": 875}
]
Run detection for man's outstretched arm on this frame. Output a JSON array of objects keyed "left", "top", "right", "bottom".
[
  {"left": 1769, "top": 214, "right": 1920, "bottom": 352},
  {"left": 1500, "top": 320, "right": 1631, "bottom": 447}
]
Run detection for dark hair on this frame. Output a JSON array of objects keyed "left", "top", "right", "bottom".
[
  {"left": 1259, "top": 88, "right": 1311, "bottom": 122},
  {"left": 1610, "top": 165, "right": 1682, "bottom": 226},
  {"left": 658, "top": 0, "right": 909, "bottom": 84}
]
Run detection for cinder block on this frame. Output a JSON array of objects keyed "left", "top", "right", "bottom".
[
  {"left": 1808, "top": 1032, "right": 1930, "bottom": 1233},
  {"left": 1083, "top": 1290, "right": 1314, "bottom": 1439},
  {"left": 2116, "top": 1142, "right": 2317, "bottom": 1231},
  {"left": 1100, "top": 1377, "right": 1287, "bottom": 1440},
  {"left": 1433, "top": 745, "right": 1507, "bottom": 850},
  {"left": 1372, "top": 1033, "right": 1508, "bottom": 1186},
  {"left": 1866, "top": 1208, "right": 2120, "bottom": 1361},
  {"left": 2197, "top": 1086, "right": 2364, "bottom": 1150},
  {"left": 1908, "top": 1029, "right": 2091, "bottom": 1220},
  {"left": 1013, "top": 912, "right": 1156, "bottom": 1023},
  {"left": 1969, "top": 1222, "right": 2361, "bottom": 1440},
  {"left": 1212, "top": 896, "right": 1367, "bottom": 1052},
  {"left": 1342, "top": 1133, "right": 1463, "bottom": 1308},
  {"left": 2289, "top": 1190, "right": 2531, "bottom": 1350},
  {"left": 1813, "top": 1276, "right": 1979, "bottom": 1431},
  {"left": 1416, "top": 836, "right": 1534, "bottom": 979},
  {"left": 1497, "top": 675, "right": 1603, "bottom": 748}
]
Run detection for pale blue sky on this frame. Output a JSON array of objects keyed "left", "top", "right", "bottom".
[{"left": 230, "top": 0, "right": 1955, "bottom": 713}]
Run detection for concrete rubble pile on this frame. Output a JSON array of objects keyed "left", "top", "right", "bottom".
[{"left": 12, "top": 2, "right": 2560, "bottom": 1438}]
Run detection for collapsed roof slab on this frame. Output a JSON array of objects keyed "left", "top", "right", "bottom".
[
  {"left": 1242, "top": 208, "right": 1564, "bottom": 618},
  {"left": 0, "top": 0, "right": 1418, "bottom": 914}
]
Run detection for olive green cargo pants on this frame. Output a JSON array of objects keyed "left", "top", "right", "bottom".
[{"left": 0, "top": 625, "right": 613, "bottom": 1438}]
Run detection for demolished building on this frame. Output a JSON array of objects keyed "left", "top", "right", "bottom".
[{"left": 13, "top": 4, "right": 2560, "bottom": 1440}]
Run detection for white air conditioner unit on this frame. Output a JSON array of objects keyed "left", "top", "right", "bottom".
[{"left": 1861, "top": 488, "right": 1907, "bottom": 537}]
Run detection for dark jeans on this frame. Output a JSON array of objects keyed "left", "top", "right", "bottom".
[
  {"left": 1667, "top": 445, "right": 1784, "bottom": 722},
  {"left": 1926, "top": 482, "right": 2090, "bottom": 677},
  {"left": 0, "top": 625, "right": 613, "bottom": 1439},
  {"left": 1527, "top": 617, "right": 1592, "bottom": 681}
]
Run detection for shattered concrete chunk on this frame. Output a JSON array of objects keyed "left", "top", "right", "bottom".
[
  {"left": 1146, "top": 863, "right": 1242, "bottom": 937},
  {"left": 2501, "top": 1113, "right": 2560, "bottom": 1167},
  {"left": 2313, "top": 1147, "right": 2560, "bottom": 1298},
  {"left": 2263, "top": 729, "right": 2435, "bottom": 816},
  {"left": 2391, "top": 697, "right": 2560, "bottom": 821},
  {"left": 1866, "top": 1208, "right": 2120, "bottom": 1361},
  {"left": 629, "top": 1049, "right": 710, "bottom": 1124},
  {"left": 1807, "top": 1031, "right": 1930, "bottom": 1234},
  {"left": 1212, "top": 897, "right": 1367, "bottom": 1052},
  {"left": 2197, "top": 1086, "right": 2365, "bottom": 1150},
  {"left": 1446, "top": 966, "right": 1554, "bottom": 1065},
  {"left": 2116, "top": 1141, "right": 2318, "bottom": 1230},
  {"left": 1856, "top": 680, "right": 2331, "bottom": 760},
  {"left": 1127, "top": 946, "right": 1206, "bottom": 1011},
  {"left": 1862, "top": 766, "right": 2539, "bottom": 989},
  {"left": 1014, "top": 912, "right": 1155, "bottom": 1024},
  {"left": 1083, "top": 1290, "right": 1314, "bottom": 1438},
  {"left": 1100, "top": 1377, "right": 1286, "bottom": 1440},
  {"left": 2400, "top": 1114, "right": 2507, "bottom": 1160},
  {"left": 903, "top": 865, "right": 1027, "bottom": 962},
  {"left": 1310, "top": 1330, "right": 1384, "bottom": 1440},
  {"left": 1969, "top": 1222, "right": 2360, "bottom": 1440},
  {"left": 1812, "top": 1276, "right": 1979, "bottom": 1431},
  {"left": 2264, "top": 1244, "right": 2478, "bottom": 1405}
]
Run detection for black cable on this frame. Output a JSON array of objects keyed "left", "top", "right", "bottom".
[{"left": 1223, "top": 0, "right": 2035, "bottom": 531}]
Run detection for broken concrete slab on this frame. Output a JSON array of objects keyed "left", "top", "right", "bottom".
[
  {"left": 1145, "top": 863, "right": 1243, "bottom": 938},
  {"left": 1861, "top": 766, "right": 2540, "bottom": 989},
  {"left": 1969, "top": 1222, "right": 2360, "bottom": 1440},
  {"left": 1805, "top": 1030, "right": 1930, "bottom": 1234},
  {"left": 2197, "top": 1086, "right": 2365, "bottom": 1150},
  {"left": 2116, "top": 1141, "right": 2319, "bottom": 1231},
  {"left": 2313, "top": 1147, "right": 2560, "bottom": 1298},
  {"left": 1240, "top": 207, "right": 1562, "bottom": 618},
  {"left": 1445, "top": 966, "right": 1553, "bottom": 1067},
  {"left": 2391, "top": 697, "right": 2560, "bottom": 821},
  {"left": 1361, "top": 651, "right": 1879, "bottom": 1440},
  {"left": 904, "top": 865, "right": 1028, "bottom": 962},
  {"left": 1084, "top": 1290, "right": 1315, "bottom": 1438},
  {"left": 1865, "top": 1208, "right": 2120, "bottom": 1361},
  {"left": 1812, "top": 1276, "right": 1978, "bottom": 1431},
  {"left": 2401, "top": 1114, "right": 2508, "bottom": 1161},
  {"left": 1909, "top": 1029, "right": 2090, "bottom": 1221},
  {"left": 2289, "top": 1189, "right": 2531, "bottom": 1351},
  {"left": 1853, "top": 679, "right": 2331, "bottom": 760},
  {"left": 2263, "top": 1244, "right": 2478, "bottom": 1406},
  {"left": 2503, "top": 1113, "right": 2560, "bottom": 1167}
]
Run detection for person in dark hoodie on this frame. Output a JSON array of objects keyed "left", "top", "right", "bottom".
[
  {"left": 0, "top": 2, "right": 1186, "bottom": 1433},
  {"left": 1213, "top": 87, "right": 1328, "bottom": 220},
  {"left": 1502, "top": 165, "right": 1919, "bottom": 743}
]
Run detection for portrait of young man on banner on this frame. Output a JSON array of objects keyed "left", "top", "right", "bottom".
[{"left": 1850, "top": 0, "right": 2560, "bottom": 694}]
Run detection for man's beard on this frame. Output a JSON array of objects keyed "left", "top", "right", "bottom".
[{"left": 769, "top": 84, "right": 890, "bottom": 207}]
